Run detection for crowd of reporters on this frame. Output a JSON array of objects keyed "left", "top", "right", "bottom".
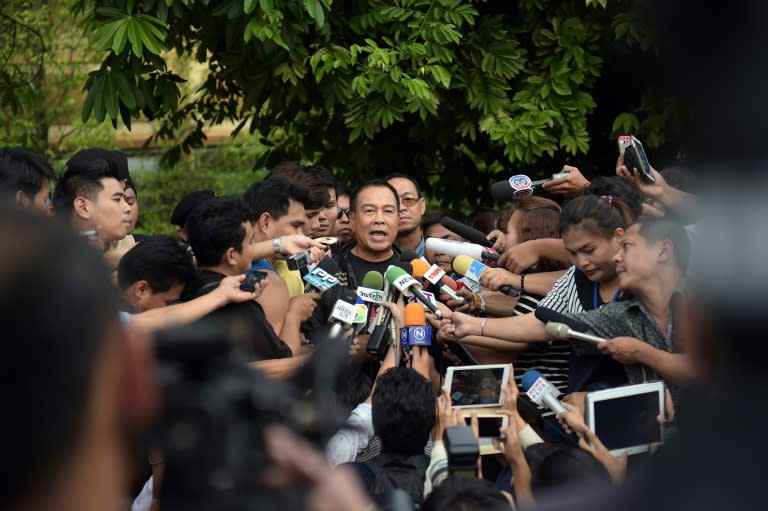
[{"left": 0, "top": 143, "right": 759, "bottom": 511}]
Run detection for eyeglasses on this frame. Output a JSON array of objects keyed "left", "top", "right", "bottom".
[
  {"left": 337, "top": 207, "right": 351, "bottom": 219},
  {"left": 400, "top": 195, "right": 421, "bottom": 208}
]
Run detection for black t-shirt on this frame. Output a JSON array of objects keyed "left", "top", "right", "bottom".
[
  {"left": 186, "top": 270, "right": 292, "bottom": 360},
  {"left": 347, "top": 251, "right": 401, "bottom": 288}
]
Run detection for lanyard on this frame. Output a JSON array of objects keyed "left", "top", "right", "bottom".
[{"left": 593, "top": 283, "right": 622, "bottom": 309}]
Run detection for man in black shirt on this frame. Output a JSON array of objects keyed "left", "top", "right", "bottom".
[{"left": 185, "top": 197, "right": 293, "bottom": 360}]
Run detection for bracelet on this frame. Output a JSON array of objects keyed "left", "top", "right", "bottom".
[
  {"left": 480, "top": 318, "right": 489, "bottom": 337},
  {"left": 478, "top": 294, "right": 487, "bottom": 315},
  {"left": 272, "top": 236, "right": 282, "bottom": 255},
  {"left": 520, "top": 273, "right": 526, "bottom": 295}
]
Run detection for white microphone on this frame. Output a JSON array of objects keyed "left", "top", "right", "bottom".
[
  {"left": 425, "top": 238, "right": 500, "bottom": 262},
  {"left": 545, "top": 322, "right": 606, "bottom": 345},
  {"left": 521, "top": 370, "right": 567, "bottom": 415},
  {"left": 384, "top": 265, "right": 443, "bottom": 318}
]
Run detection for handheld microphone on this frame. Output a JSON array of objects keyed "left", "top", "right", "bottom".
[
  {"left": 399, "top": 303, "right": 432, "bottom": 347},
  {"left": 358, "top": 270, "right": 385, "bottom": 304},
  {"left": 327, "top": 289, "right": 360, "bottom": 341},
  {"left": 411, "top": 259, "right": 464, "bottom": 303},
  {"left": 425, "top": 238, "right": 499, "bottom": 263},
  {"left": 452, "top": 255, "right": 517, "bottom": 296},
  {"left": 491, "top": 174, "right": 560, "bottom": 201},
  {"left": 534, "top": 307, "right": 592, "bottom": 333},
  {"left": 440, "top": 217, "right": 493, "bottom": 248},
  {"left": 303, "top": 258, "right": 341, "bottom": 293},
  {"left": 521, "top": 370, "right": 567, "bottom": 415},
  {"left": 384, "top": 266, "right": 443, "bottom": 318},
  {"left": 545, "top": 322, "right": 606, "bottom": 344}
]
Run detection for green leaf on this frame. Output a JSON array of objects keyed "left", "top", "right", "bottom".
[
  {"left": 111, "top": 21, "right": 129, "bottom": 53},
  {"left": 611, "top": 111, "right": 640, "bottom": 135},
  {"left": 244, "top": 0, "right": 258, "bottom": 14},
  {"left": 259, "top": 0, "right": 275, "bottom": 13},
  {"left": 112, "top": 71, "right": 137, "bottom": 110},
  {"left": 429, "top": 65, "right": 451, "bottom": 88},
  {"left": 302, "top": 0, "right": 325, "bottom": 28}
]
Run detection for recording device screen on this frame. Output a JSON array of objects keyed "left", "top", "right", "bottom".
[
  {"left": 447, "top": 367, "right": 506, "bottom": 407},
  {"left": 592, "top": 391, "right": 661, "bottom": 450},
  {"left": 465, "top": 416, "right": 504, "bottom": 438}
]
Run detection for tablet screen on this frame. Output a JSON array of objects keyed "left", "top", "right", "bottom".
[
  {"left": 449, "top": 367, "right": 504, "bottom": 407},
  {"left": 593, "top": 391, "right": 661, "bottom": 450}
]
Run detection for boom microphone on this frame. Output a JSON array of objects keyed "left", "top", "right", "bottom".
[
  {"left": 425, "top": 238, "right": 499, "bottom": 263},
  {"left": 521, "top": 370, "right": 567, "bottom": 415},
  {"left": 452, "top": 255, "right": 517, "bottom": 296},
  {"left": 545, "top": 322, "right": 606, "bottom": 345},
  {"left": 440, "top": 217, "right": 493, "bottom": 248},
  {"left": 384, "top": 266, "right": 443, "bottom": 318}
]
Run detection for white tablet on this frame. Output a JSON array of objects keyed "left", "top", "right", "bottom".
[
  {"left": 585, "top": 381, "right": 665, "bottom": 456},
  {"left": 445, "top": 364, "right": 510, "bottom": 409}
]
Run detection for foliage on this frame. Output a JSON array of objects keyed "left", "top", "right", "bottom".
[{"left": 0, "top": 0, "right": 683, "bottom": 211}]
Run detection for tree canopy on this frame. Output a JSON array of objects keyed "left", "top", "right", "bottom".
[{"left": 3, "top": 0, "right": 682, "bottom": 208}]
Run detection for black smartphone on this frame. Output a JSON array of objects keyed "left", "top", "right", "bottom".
[
  {"left": 619, "top": 135, "right": 655, "bottom": 184},
  {"left": 240, "top": 270, "right": 267, "bottom": 292}
]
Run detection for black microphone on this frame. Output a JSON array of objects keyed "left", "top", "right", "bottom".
[{"left": 440, "top": 217, "right": 493, "bottom": 248}]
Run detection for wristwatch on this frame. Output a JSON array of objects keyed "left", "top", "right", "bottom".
[{"left": 273, "top": 236, "right": 282, "bottom": 255}]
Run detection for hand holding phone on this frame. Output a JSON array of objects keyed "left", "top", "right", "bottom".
[{"left": 618, "top": 135, "right": 655, "bottom": 184}]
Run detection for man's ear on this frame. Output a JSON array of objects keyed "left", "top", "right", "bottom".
[
  {"left": 14, "top": 190, "right": 28, "bottom": 207},
  {"left": 223, "top": 246, "right": 238, "bottom": 267},
  {"left": 418, "top": 197, "right": 427, "bottom": 216},
  {"left": 658, "top": 240, "right": 673, "bottom": 263},
  {"left": 133, "top": 280, "right": 151, "bottom": 299},
  {"left": 258, "top": 212, "right": 272, "bottom": 237},
  {"left": 73, "top": 196, "right": 90, "bottom": 218}
]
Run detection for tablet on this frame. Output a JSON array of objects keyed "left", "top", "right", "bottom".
[
  {"left": 585, "top": 381, "right": 665, "bottom": 456},
  {"left": 445, "top": 364, "right": 510, "bottom": 409}
]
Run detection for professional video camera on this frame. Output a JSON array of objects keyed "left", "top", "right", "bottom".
[{"left": 148, "top": 318, "right": 350, "bottom": 511}]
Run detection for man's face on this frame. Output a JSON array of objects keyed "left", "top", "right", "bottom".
[
  {"left": 84, "top": 177, "right": 133, "bottom": 244},
  {"left": 332, "top": 193, "right": 352, "bottom": 243},
  {"left": 304, "top": 208, "right": 321, "bottom": 237},
  {"left": 387, "top": 177, "right": 425, "bottom": 235},
  {"left": 135, "top": 281, "right": 185, "bottom": 312},
  {"left": 313, "top": 187, "right": 337, "bottom": 237},
  {"left": 124, "top": 187, "right": 139, "bottom": 234},
  {"left": 424, "top": 223, "right": 465, "bottom": 273},
  {"left": 271, "top": 199, "right": 307, "bottom": 237},
  {"left": 614, "top": 224, "right": 658, "bottom": 291},
  {"left": 350, "top": 185, "right": 399, "bottom": 257}
]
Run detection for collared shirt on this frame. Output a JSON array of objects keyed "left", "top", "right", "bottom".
[
  {"left": 572, "top": 296, "right": 679, "bottom": 386},
  {"left": 415, "top": 235, "right": 425, "bottom": 258}
]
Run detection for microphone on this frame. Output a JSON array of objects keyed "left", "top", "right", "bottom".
[
  {"left": 534, "top": 307, "right": 592, "bottom": 333},
  {"left": 521, "top": 370, "right": 567, "bottom": 415},
  {"left": 425, "top": 238, "right": 500, "bottom": 263},
  {"left": 302, "top": 258, "right": 341, "bottom": 293},
  {"left": 358, "top": 270, "right": 385, "bottom": 304},
  {"left": 400, "top": 249, "right": 421, "bottom": 263},
  {"left": 491, "top": 174, "right": 560, "bottom": 201},
  {"left": 384, "top": 265, "right": 443, "bottom": 318},
  {"left": 411, "top": 259, "right": 465, "bottom": 303},
  {"left": 545, "top": 322, "right": 606, "bottom": 345},
  {"left": 327, "top": 289, "right": 360, "bottom": 341},
  {"left": 452, "top": 255, "right": 517, "bottom": 296},
  {"left": 399, "top": 303, "right": 432, "bottom": 347},
  {"left": 440, "top": 217, "right": 493, "bottom": 248}
]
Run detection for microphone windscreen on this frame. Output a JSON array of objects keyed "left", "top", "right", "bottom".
[
  {"left": 362, "top": 270, "right": 384, "bottom": 290},
  {"left": 400, "top": 249, "right": 420, "bottom": 262},
  {"left": 491, "top": 180, "right": 516, "bottom": 202},
  {"left": 534, "top": 307, "right": 591, "bottom": 332},
  {"left": 411, "top": 259, "right": 430, "bottom": 278},
  {"left": 385, "top": 265, "right": 409, "bottom": 283},
  {"left": 440, "top": 217, "right": 492, "bottom": 247},
  {"left": 425, "top": 238, "right": 485, "bottom": 261},
  {"left": 521, "top": 370, "right": 543, "bottom": 391},
  {"left": 315, "top": 257, "right": 341, "bottom": 275},
  {"left": 451, "top": 254, "right": 476, "bottom": 277},
  {"left": 442, "top": 274, "right": 459, "bottom": 290},
  {"left": 404, "top": 302, "right": 426, "bottom": 326}
]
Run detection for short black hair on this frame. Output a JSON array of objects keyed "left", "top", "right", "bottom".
[
  {"left": 305, "top": 164, "right": 338, "bottom": 195},
  {"left": 587, "top": 176, "right": 644, "bottom": 220},
  {"left": 0, "top": 147, "right": 56, "bottom": 201},
  {"left": 385, "top": 172, "right": 422, "bottom": 197},
  {"left": 636, "top": 218, "right": 691, "bottom": 272},
  {"left": 185, "top": 197, "right": 248, "bottom": 267},
  {"left": 421, "top": 208, "right": 467, "bottom": 234},
  {"left": 525, "top": 443, "right": 611, "bottom": 497},
  {"left": 268, "top": 162, "right": 330, "bottom": 210},
  {"left": 117, "top": 237, "right": 196, "bottom": 292},
  {"left": 170, "top": 189, "right": 216, "bottom": 227},
  {"left": 67, "top": 148, "right": 130, "bottom": 181},
  {"left": 53, "top": 158, "right": 123, "bottom": 219},
  {"left": 372, "top": 367, "right": 435, "bottom": 454},
  {"left": 0, "top": 206, "right": 119, "bottom": 508},
  {"left": 244, "top": 176, "right": 309, "bottom": 221},
  {"left": 349, "top": 179, "right": 400, "bottom": 212},
  {"left": 423, "top": 476, "right": 510, "bottom": 511}
]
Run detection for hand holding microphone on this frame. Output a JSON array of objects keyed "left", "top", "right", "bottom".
[
  {"left": 452, "top": 255, "right": 517, "bottom": 296},
  {"left": 385, "top": 265, "right": 443, "bottom": 318},
  {"left": 425, "top": 238, "right": 500, "bottom": 264},
  {"left": 521, "top": 370, "right": 567, "bottom": 415}
]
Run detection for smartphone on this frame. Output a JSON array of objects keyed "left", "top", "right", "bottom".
[
  {"left": 240, "top": 270, "right": 267, "bottom": 292},
  {"left": 618, "top": 135, "right": 655, "bottom": 184}
]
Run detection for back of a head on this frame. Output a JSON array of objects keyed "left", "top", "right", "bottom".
[
  {"left": 244, "top": 176, "right": 309, "bottom": 219},
  {"left": 423, "top": 476, "right": 510, "bottom": 511},
  {"left": 170, "top": 189, "right": 216, "bottom": 228},
  {"left": 525, "top": 443, "right": 611, "bottom": 497},
  {"left": 559, "top": 193, "right": 635, "bottom": 238},
  {"left": 185, "top": 197, "right": 247, "bottom": 267},
  {"left": 117, "top": 237, "right": 196, "bottom": 292},
  {"left": 421, "top": 208, "right": 467, "bottom": 233},
  {"left": 0, "top": 147, "right": 55, "bottom": 201},
  {"left": 53, "top": 158, "right": 121, "bottom": 220},
  {"left": 586, "top": 176, "right": 643, "bottom": 219},
  {"left": 0, "top": 206, "right": 118, "bottom": 508},
  {"left": 372, "top": 366, "right": 436, "bottom": 454},
  {"left": 268, "top": 162, "right": 329, "bottom": 209}
]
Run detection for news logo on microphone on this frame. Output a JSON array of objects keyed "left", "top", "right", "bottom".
[{"left": 399, "top": 303, "right": 432, "bottom": 346}]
